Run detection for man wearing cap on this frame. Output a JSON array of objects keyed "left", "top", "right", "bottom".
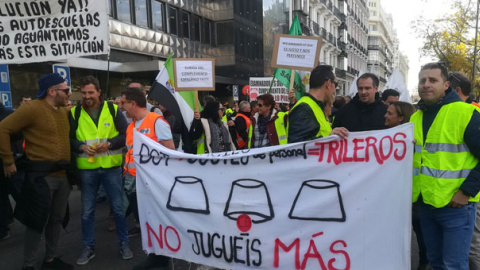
[
  {"left": 0, "top": 73, "right": 73, "bottom": 270},
  {"left": 70, "top": 76, "right": 132, "bottom": 265}
]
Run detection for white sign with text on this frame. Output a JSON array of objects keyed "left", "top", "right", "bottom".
[{"left": 0, "top": 0, "right": 110, "bottom": 64}]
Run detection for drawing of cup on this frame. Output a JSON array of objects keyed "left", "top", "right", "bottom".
[
  {"left": 289, "top": 180, "right": 345, "bottom": 222},
  {"left": 166, "top": 176, "right": 210, "bottom": 214},
  {"left": 224, "top": 179, "right": 274, "bottom": 224}
]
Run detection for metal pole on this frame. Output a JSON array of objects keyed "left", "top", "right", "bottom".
[{"left": 472, "top": 0, "right": 480, "bottom": 94}]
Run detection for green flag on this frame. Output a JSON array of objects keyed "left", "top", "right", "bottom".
[{"left": 272, "top": 14, "right": 305, "bottom": 100}]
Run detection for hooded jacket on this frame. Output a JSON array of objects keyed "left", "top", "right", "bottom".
[{"left": 332, "top": 92, "right": 388, "bottom": 131}]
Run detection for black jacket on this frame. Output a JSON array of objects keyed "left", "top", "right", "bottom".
[
  {"left": 332, "top": 93, "right": 388, "bottom": 132},
  {"left": 288, "top": 93, "right": 326, "bottom": 143}
]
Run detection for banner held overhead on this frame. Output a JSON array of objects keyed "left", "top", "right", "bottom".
[{"left": 0, "top": 0, "right": 110, "bottom": 64}]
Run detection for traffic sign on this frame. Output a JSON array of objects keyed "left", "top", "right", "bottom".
[
  {"left": 53, "top": 64, "right": 71, "bottom": 86},
  {"left": 0, "top": 65, "right": 12, "bottom": 109}
]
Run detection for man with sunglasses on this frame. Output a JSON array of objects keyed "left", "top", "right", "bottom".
[
  {"left": 70, "top": 76, "right": 131, "bottom": 265},
  {"left": 0, "top": 73, "right": 74, "bottom": 270},
  {"left": 288, "top": 65, "right": 348, "bottom": 143},
  {"left": 332, "top": 73, "right": 388, "bottom": 132}
]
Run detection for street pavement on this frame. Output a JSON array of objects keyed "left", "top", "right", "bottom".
[{"left": 1, "top": 188, "right": 422, "bottom": 270}]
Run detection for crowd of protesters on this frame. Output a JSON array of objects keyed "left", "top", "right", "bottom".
[{"left": 1, "top": 61, "right": 480, "bottom": 270}]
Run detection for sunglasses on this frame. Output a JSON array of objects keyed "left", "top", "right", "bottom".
[
  {"left": 55, "top": 88, "right": 70, "bottom": 95},
  {"left": 219, "top": 108, "right": 225, "bottom": 112}
]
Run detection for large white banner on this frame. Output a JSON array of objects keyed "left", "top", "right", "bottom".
[
  {"left": 0, "top": 0, "right": 109, "bottom": 64},
  {"left": 134, "top": 124, "right": 414, "bottom": 270}
]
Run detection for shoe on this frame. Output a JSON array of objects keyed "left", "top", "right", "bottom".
[
  {"left": 0, "top": 232, "right": 10, "bottom": 242},
  {"left": 76, "top": 246, "right": 95, "bottom": 265},
  {"left": 42, "top": 257, "right": 74, "bottom": 269},
  {"left": 96, "top": 196, "right": 107, "bottom": 205},
  {"left": 108, "top": 216, "right": 116, "bottom": 232},
  {"left": 120, "top": 242, "right": 133, "bottom": 260},
  {"left": 128, "top": 226, "right": 141, "bottom": 237},
  {"left": 132, "top": 254, "right": 169, "bottom": 270}
]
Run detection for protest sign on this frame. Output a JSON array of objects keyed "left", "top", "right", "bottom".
[
  {"left": 134, "top": 124, "right": 414, "bottom": 270},
  {"left": 173, "top": 58, "right": 215, "bottom": 91},
  {"left": 249, "top": 77, "right": 289, "bottom": 104},
  {"left": 0, "top": 0, "right": 109, "bottom": 64},
  {"left": 271, "top": 34, "right": 321, "bottom": 71}
]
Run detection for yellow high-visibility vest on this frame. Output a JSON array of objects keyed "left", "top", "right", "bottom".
[{"left": 411, "top": 101, "right": 480, "bottom": 207}]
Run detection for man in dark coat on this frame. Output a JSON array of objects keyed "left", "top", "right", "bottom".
[{"left": 332, "top": 73, "right": 388, "bottom": 131}]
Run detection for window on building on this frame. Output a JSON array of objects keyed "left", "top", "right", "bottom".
[
  {"left": 180, "top": 11, "right": 190, "bottom": 38},
  {"left": 108, "top": 0, "right": 112, "bottom": 16},
  {"left": 151, "top": 0, "right": 165, "bottom": 32},
  {"left": 204, "top": 19, "right": 212, "bottom": 45},
  {"left": 216, "top": 21, "right": 234, "bottom": 45},
  {"left": 168, "top": 6, "right": 178, "bottom": 35},
  {"left": 191, "top": 15, "right": 201, "bottom": 42},
  {"left": 116, "top": 0, "right": 131, "bottom": 23},
  {"left": 293, "top": 0, "right": 302, "bottom": 10},
  {"left": 135, "top": 0, "right": 148, "bottom": 28}
]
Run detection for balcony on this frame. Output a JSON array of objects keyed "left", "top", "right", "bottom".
[
  {"left": 320, "top": 27, "right": 328, "bottom": 39},
  {"left": 328, "top": 33, "right": 335, "bottom": 45},
  {"left": 312, "top": 20, "right": 320, "bottom": 36},
  {"left": 334, "top": 7, "right": 346, "bottom": 22},
  {"left": 335, "top": 68, "right": 347, "bottom": 79}
]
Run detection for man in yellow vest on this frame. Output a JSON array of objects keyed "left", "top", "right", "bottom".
[
  {"left": 288, "top": 65, "right": 348, "bottom": 143},
  {"left": 411, "top": 62, "right": 480, "bottom": 269},
  {"left": 120, "top": 87, "right": 175, "bottom": 270},
  {"left": 70, "top": 76, "right": 132, "bottom": 265}
]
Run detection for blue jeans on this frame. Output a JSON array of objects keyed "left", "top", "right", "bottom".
[
  {"left": 80, "top": 167, "right": 128, "bottom": 247},
  {"left": 418, "top": 200, "right": 476, "bottom": 270}
]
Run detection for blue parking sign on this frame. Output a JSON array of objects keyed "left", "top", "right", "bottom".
[
  {"left": 0, "top": 65, "right": 12, "bottom": 109},
  {"left": 53, "top": 65, "right": 71, "bottom": 86}
]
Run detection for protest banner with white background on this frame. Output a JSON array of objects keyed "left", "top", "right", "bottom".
[
  {"left": 173, "top": 58, "right": 215, "bottom": 91},
  {"left": 271, "top": 34, "right": 321, "bottom": 71},
  {"left": 249, "top": 77, "right": 289, "bottom": 104},
  {"left": 0, "top": 0, "right": 109, "bottom": 64},
  {"left": 134, "top": 124, "right": 414, "bottom": 270}
]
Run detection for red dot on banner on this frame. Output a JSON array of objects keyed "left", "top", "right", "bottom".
[{"left": 236, "top": 214, "right": 252, "bottom": 232}]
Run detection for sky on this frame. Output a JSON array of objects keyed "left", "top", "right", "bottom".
[{"left": 381, "top": 0, "right": 453, "bottom": 95}]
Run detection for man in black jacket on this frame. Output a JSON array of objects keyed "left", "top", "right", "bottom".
[
  {"left": 332, "top": 73, "right": 388, "bottom": 131},
  {"left": 288, "top": 65, "right": 348, "bottom": 143}
]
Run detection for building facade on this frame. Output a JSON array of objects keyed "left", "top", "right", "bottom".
[
  {"left": 367, "top": 0, "right": 395, "bottom": 90},
  {"left": 8, "top": 0, "right": 389, "bottom": 106}
]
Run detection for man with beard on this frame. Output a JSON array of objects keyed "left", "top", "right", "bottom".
[
  {"left": 288, "top": 65, "right": 348, "bottom": 143},
  {"left": 70, "top": 76, "right": 131, "bottom": 265},
  {"left": 332, "top": 73, "right": 388, "bottom": 131},
  {"left": 0, "top": 73, "right": 73, "bottom": 270}
]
